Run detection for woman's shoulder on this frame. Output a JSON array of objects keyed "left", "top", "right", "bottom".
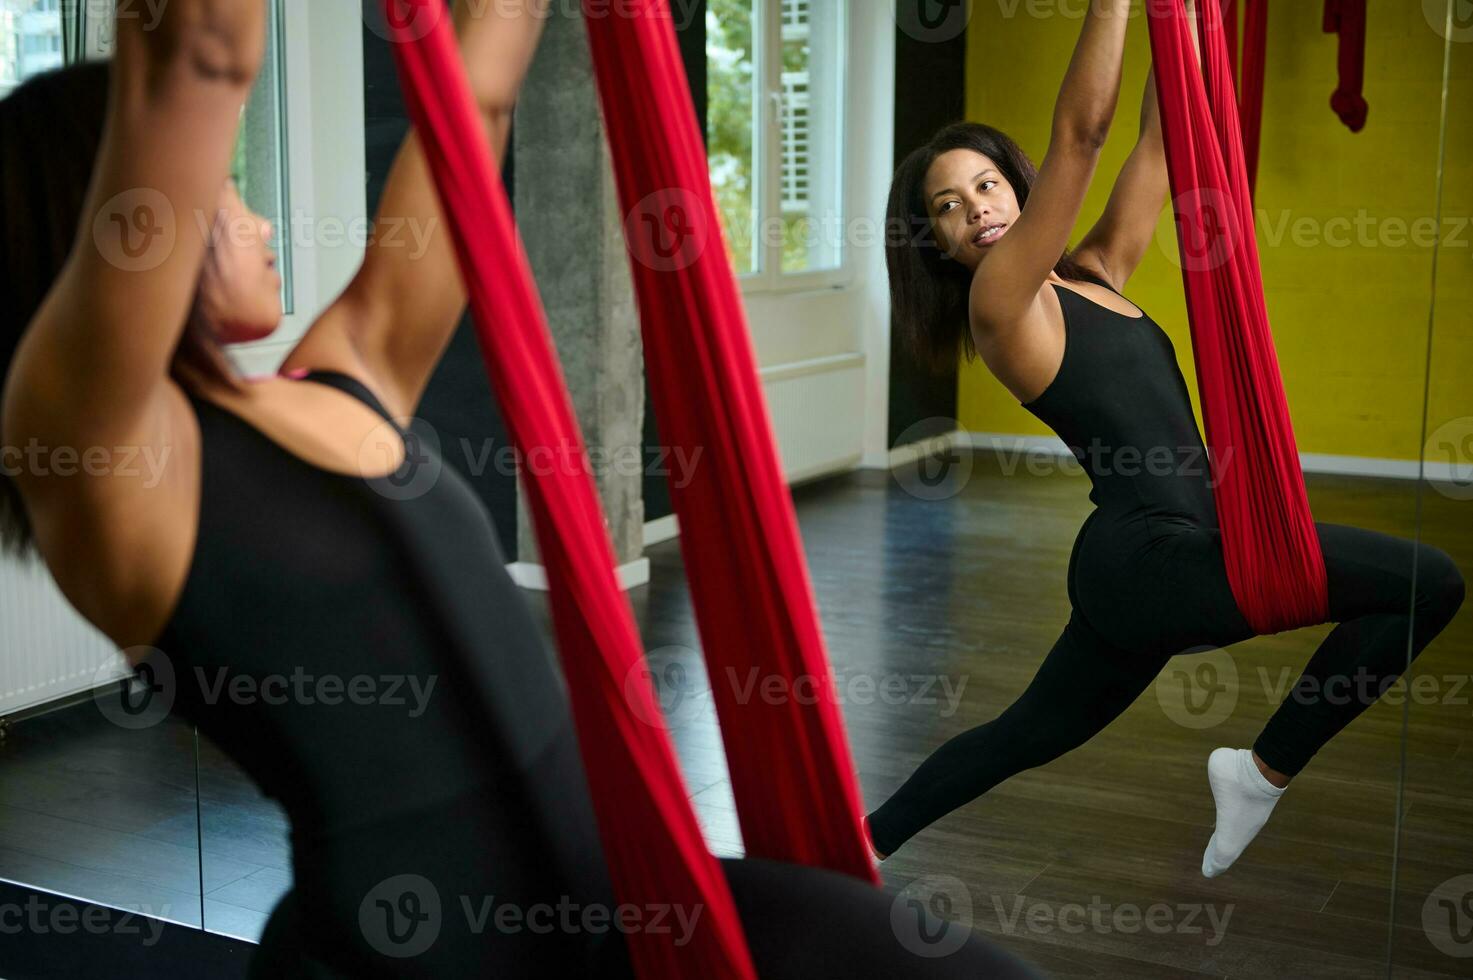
[{"left": 26, "top": 377, "right": 203, "bottom": 653}]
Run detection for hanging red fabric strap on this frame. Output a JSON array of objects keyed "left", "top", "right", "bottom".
[
  {"left": 1323, "top": 0, "right": 1368, "bottom": 132},
  {"left": 380, "top": 2, "right": 757, "bottom": 976},
  {"left": 1147, "top": 0, "right": 1330, "bottom": 634},
  {"left": 1238, "top": 0, "right": 1267, "bottom": 197},
  {"left": 1221, "top": 0, "right": 1239, "bottom": 82},
  {"left": 1212, "top": 0, "right": 1264, "bottom": 199},
  {"left": 578, "top": 0, "right": 879, "bottom": 882}
]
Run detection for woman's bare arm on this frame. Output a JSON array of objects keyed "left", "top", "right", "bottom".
[
  {"left": 285, "top": 0, "right": 552, "bottom": 418},
  {"left": 2, "top": 0, "right": 266, "bottom": 633},
  {"left": 1074, "top": 0, "right": 1206, "bottom": 288},
  {"left": 970, "top": 0, "right": 1133, "bottom": 334},
  {"left": 5, "top": 0, "right": 267, "bottom": 449}
]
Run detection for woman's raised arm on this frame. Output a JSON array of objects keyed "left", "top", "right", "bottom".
[
  {"left": 970, "top": 0, "right": 1133, "bottom": 334},
  {"left": 5, "top": 0, "right": 267, "bottom": 453},
  {"left": 285, "top": 0, "right": 552, "bottom": 419}
]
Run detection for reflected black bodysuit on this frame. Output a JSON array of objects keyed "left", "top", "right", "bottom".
[{"left": 866, "top": 272, "right": 1465, "bottom": 858}]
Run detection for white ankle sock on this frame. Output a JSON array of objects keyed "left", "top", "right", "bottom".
[{"left": 1202, "top": 747, "right": 1284, "bottom": 878}]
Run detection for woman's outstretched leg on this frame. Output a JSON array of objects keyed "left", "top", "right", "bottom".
[
  {"left": 865, "top": 609, "right": 1164, "bottom": 858},
  {"left": 1253, "top": 521, "right": 1465, "bottom": 775},
  {"left": 1203, "top": 521, "right": 1466, "bottom": 876}
]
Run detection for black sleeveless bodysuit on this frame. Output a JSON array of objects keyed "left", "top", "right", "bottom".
[
  {"left": 152, "top": 369, "right": 620, "bottom": 975},
  {"left": 1022, "top": 272, "right": 1216, "bottom": 523},
  {"left": 151, "top": 368, "right": 1050, "bottom": 979},
  {"left": 1021, "top": 272, "right": 1249, "bottom": 657}
]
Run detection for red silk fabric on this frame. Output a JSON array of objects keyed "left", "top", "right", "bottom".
[
  {"left": 1147, "top": 0, "right": 1330, "bottom": 634},
  {"left": 1221, "top": 0, "right": 1238, "bottom": 80},
  {"left": 380, "top": 2, "right": 757, "bottom": 976},
  {"left": 1239, "top": 0, "right": 1267, "bottom": 196},
  {"left": 578, "top": 0, "right": 879, "bottom": 883},
  {"left": 381, "top": 0, "right": 879, "bottom": 974},
  {"left": 1323, "top": 0, "right": 1369, "bottom": 132},
  {"left": 1215, "top": 0, "right": 1265, "bottom": 199}
]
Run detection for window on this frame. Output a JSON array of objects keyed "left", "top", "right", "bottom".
[
  {"left": 66, "top": 0, "right": 294, "bottom": 315},
  {"left": 231, "top": 0, "right": 293, "bottom": 314},
  {"left": 709, "top": 0, "right": 847, "bottom": 292},
  {"left": 0, "top": 0, "right": 64, "bottom": 98},
  {"left": 708, "top": 0, "right": 759, "bottom": 276}
]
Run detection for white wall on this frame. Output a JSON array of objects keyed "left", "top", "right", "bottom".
[{"left": 753, "top": 0, "right": 895, "bottom": 477}]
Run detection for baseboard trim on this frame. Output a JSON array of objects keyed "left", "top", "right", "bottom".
[
  {"left": 506, "top": 557, "right": 651, "bottom": 592},
  {"left": 642, "top": 514, "right": 680, "bottom": 548}
]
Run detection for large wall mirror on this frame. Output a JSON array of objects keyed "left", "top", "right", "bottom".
[
  {"left": 1390, "top": 2, "right": 1472, "bottom": 974},
  {"left": 0, "top": 3, "right": 1467, "bottom": 979}
]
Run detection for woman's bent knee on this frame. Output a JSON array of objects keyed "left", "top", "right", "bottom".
[{"left": 1418, "top": 544, "right": 1466, "bottom": 625}]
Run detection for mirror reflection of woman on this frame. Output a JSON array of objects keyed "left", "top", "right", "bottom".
[
  {"left": 868, "top": 0, "right": 1464, "bottom": 877},
  {"left": 0, "top": 2, "right": 1044, "bottom": 976}
]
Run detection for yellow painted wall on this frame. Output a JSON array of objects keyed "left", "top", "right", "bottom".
[{"left": 957, "top": 1, "right": 1469, "bottom": 464}]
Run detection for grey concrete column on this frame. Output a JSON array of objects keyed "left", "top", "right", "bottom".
[{"left": 511, "top": 7, "right": 646, "bottom": 587}]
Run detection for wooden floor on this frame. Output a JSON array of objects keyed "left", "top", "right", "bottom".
[{"left": 1, "top": 451, "right": 1468, "bottom": 978}]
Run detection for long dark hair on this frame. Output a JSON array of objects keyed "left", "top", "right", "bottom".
[
  {"left": 886, "top": 120, "right": 1095, "bottom": 375},
  {"left": 0, "top": 61, "right": 240, "bottom": 557}
]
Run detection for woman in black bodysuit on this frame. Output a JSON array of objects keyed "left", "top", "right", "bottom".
[
  {"left": 867, "top": 0, "right": 1464, "bottom": 874},
  {"left": 0, "top": 3, "right": 1040, "bottom": 978}
]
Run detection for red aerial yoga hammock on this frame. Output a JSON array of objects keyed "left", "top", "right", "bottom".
[
  {"left": 1146, "top": 0, "right": 1330, "bottom": 633},
  {"left": 1238, "top": 0, "right": 1267, "bottom": 197},
  {"left": 381, "top": 0, "right": 874, "bottom": 977},
  {"left": 1215, "top": 0, "right": 1266, "bottom": 198}
]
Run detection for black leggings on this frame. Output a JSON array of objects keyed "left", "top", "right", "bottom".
[{"left": 868, "top": 518, "right": 1466, "bottom": 857}]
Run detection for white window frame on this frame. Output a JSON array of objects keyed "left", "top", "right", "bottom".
[
  {"left": 81, "top": 0, "right": 367, "bottom": 378},
  {"left": 739, "top": 0, "right": 851, "bottom": 297}
]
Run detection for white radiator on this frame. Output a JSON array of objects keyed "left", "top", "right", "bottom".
[{"left": 0, "top": 552, "right": 127, "bottom": 717}]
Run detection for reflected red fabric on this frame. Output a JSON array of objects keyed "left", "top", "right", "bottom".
[
  {"left": 1222, "top": 0, "right": 1239, "bottom": 80},
  {"left": 1239, "top": 0, "right": 1267, "bottom": 196},
  {"left": 1323, "top": 0, "right": 1369, "bottom": 132},
  {"left": 1147, "top": 0, "right": 1330, "bottom": 634},
  {"left": 578, "top": 0, "right": 879, "bottom": 885},
  {"left": 1214, "top": 0, "right": 1265, "bottom": 199},
  {"left": 380, "top": 1, "right": 757, "bottom": 976}
]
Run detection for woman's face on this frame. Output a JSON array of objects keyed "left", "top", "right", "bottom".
[
  {"left": 194, "top": 178, "right": 283, "bottom": 344},
  {"left": 923, "top": 149, "right": 1020, "bottom": 273}
]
